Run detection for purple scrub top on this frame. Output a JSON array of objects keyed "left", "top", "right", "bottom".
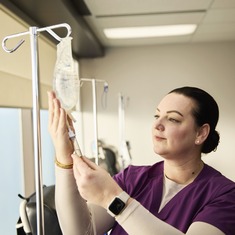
[{"left": 110, "top": 161, "right": 235, "bottom": 235}]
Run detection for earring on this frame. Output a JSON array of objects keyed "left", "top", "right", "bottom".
[{"left": 196, "top": 140, "right": 200, "bottom": 144}]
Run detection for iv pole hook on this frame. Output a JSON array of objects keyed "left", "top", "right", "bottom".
[
  {"left": 2, "top": 23, "right": 71, "bottom": 53},
  {"left": 2, "top": 37, "right": 26, "bottom": 53},
  {"left": 41, "top": 23, "right": 72, "bottom": 41}
]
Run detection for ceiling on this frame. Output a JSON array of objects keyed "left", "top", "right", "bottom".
[{"left": 2, "top": 0, "right": 235, "bottom": 58}]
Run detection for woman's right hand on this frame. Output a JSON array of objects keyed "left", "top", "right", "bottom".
[{"left": 48, "top": 91, "right": 74, "bottom": 165}]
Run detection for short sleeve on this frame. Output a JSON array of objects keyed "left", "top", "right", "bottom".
[{"left": 194, "top": 186, "right": 235, "bottom": 235}]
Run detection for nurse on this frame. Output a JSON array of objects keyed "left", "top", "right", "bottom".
[{"left": 48, "top": 86, "right": 235, "bottom": 235}]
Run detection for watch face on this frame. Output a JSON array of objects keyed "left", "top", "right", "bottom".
[{"left": 108, "top": 198, "right": 126, "bottom": 215}]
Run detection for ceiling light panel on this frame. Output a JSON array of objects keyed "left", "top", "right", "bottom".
[{"left": 104, "top": 25, "right": 197, "bottom": 39}]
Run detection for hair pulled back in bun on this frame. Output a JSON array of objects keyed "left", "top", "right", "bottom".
[{"left": 169, "top": 87, "right": 220, "bottom": 153}]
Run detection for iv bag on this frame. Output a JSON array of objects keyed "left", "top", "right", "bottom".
[{"left": 53, "top": 37, "right": 79, "bottom": 111}]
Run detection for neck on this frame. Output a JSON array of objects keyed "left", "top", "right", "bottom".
[{"left": 164, "top": 158, "right": 204, "bottom": 185}]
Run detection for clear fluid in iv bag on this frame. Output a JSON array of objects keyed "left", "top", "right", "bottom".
[{"left": 53, "top": 70, "right": 79, "bottom": 111}]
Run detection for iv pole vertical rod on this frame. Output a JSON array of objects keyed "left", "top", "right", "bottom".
[
  {"left": 118, "top": 93, "right": 125, "bottom": 169},
  {"left": 2, "top": 23, "right": 72, "bottom": 235},
  {"left": 92, "top": 79, "right": 99, "bottom": 165},
  {"left": 30, "top": 27, "right": 45, "bottom": 235}
]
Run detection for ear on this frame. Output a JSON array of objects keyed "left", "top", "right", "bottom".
[{"left": 195, "top": 124, "right": 210, "bottom": 145}]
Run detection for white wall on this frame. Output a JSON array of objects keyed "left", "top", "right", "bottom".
[{"left": 79, "top": 42, "right": 235, "bottom": 181}]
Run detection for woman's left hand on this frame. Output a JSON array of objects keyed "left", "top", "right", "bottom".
[{"left": 72, "top": 154, "right": 123, "bottom": 209}]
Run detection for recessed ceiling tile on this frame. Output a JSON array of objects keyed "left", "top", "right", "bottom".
[
  {"left": 211, "top": 0, "right": 235, "bottom": 9},
  {"left": 203, "top": 8, "right": 235, "bottom": 23},
  {"left": 192, "top": 22, "right": 235, "bottom": 42},
  {"left": 84, "top": 0, "right": 213, "bottom": 16}
]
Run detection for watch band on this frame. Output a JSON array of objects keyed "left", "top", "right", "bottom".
[
  {"left": 118, "top": 191, "right": 130, "bottom": 203},
  {"left": 107, "top": 191, "right": 130, "bottom": 217}
]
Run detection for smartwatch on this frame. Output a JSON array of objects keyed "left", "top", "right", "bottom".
[{"left": 107, "top": 191, "right": 130, "bottom": 217}]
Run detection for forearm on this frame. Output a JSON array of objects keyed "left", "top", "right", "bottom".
[
  {"left": 115, "top": 200, "right": 224, "bottom": 235},
  {"left": 55, "top": 166, "right": 94, "bottom": 235},
  {"left": 116, "top": 200, "right": 182, "bottom": 235}
]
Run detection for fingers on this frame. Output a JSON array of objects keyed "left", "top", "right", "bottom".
[
  {"left": 48, "top": 91, "right": 67, "bottom": 134},
  {"left": 82, "top": 156, "right": 99, "bottom": 170},
  {"left": 72, "top": 155, "right": 95, "bottom": 175},
  {"left": 48, "top": 91, "right": 60, "bottom": 129},
  {"left": 48, "top": 91, "right": 55, "bottom": 127},
  {"left": 72, "top": 154, "right": 121, "bottom": 207},
  {"left": 58, "top": 107, "right": 67, "bottom": 132}
]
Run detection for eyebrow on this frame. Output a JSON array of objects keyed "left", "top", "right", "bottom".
[{"left": 156, "top": 108, "right": 184, "bottom": 117}]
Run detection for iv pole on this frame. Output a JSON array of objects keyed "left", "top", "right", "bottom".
[
  {"left": 118, "top": 93, "right": 132, "bottom": 169},
  {"left": 2, "top": 23, "right": 71, "bottom": 235},
  {"left": 80, "top": 78, "right": 108, "bottom": 165},
  {"left": 118, "top": 93, "right": 125, "bottom": 169}
]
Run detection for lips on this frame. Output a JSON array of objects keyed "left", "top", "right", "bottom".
[{"left": 154, "top": 136, "right": 166, "bottom": 141}]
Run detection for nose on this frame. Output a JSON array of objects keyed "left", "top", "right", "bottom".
[
  {"left": 156, "top": 123, "right": 164, "bottom": 131},
  {"left": 153, "top": 118, "right": 165, "bottom": 131}
]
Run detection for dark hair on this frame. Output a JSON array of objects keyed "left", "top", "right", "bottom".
[{"left": 169, "top": 86, "right": 220, "bottom": 154}]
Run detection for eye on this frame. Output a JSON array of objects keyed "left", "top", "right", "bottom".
[
  {"left": 154, "top": 114, "right": 159, "bottom": 119},
  {"left": 168, "top": 117, "right": 180, "bottom": 123}
]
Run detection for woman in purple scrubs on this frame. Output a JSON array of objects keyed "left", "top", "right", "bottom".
[{"left": 48, "top": 86, "right": 235, "bottom": 235}]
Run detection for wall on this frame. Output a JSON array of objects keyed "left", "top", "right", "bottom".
[
  {"left": 79, "top": 42, "right": 235, "bottom": 181},
  {"left": 0, "top": 5, "right": 55, "bottom": 108},
  {"left": 1, "top": 3, "right": 235, "bottom": 181}
]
